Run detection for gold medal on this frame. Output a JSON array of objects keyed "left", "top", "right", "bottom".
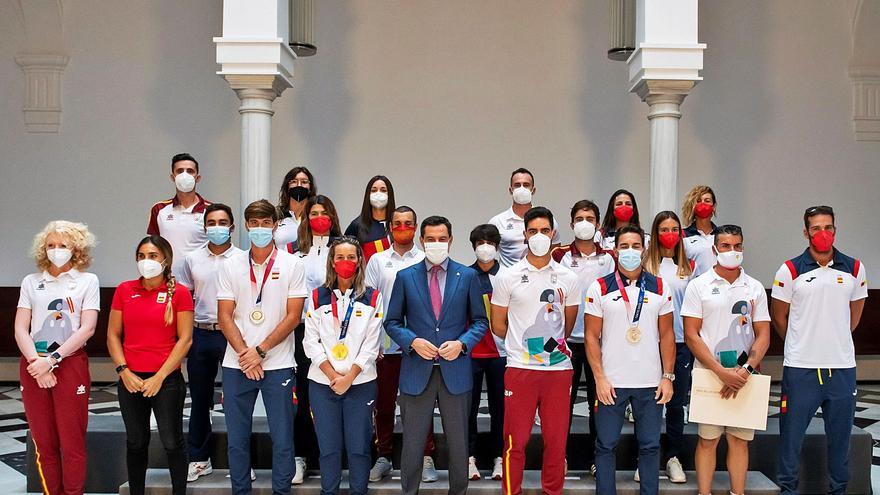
[
  {"left": 331, "top": 342, "right": 349, "bottom": 361},
  {"left": 250, "top": 308, "right": 264, "bottom": 325},
  {"left": 626, "top": 326, "right": 642, "bottom": 344}
]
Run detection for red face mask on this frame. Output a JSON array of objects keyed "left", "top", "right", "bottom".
[
  {"left": 810, "top": 230, "right": 835, "bottom": 252},
  {"left": 309, "top": 216, "right": 332, "bottom": 235},
  {"left": 694, "top": 203, "right": 714, "bottom": 219},
  {"left": 391, "top": 225, "right": 416, "bottom": 245},
  {"left": 613, "top": 205, "right": 634, "bottom": 222},
  {"left": 334, "top": 259, "right": 358, "bottom": 279},
  {"left": 658, "top": 232, "right": 680, "bottom": 250}
]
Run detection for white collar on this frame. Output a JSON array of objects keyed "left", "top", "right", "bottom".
[
  {"left": 709, "top": 266, "right": 747, "bottom": 286},
  {"left": 42, "top": 268, "right": 80, "bottom": 281},
  {"left": 205, "top": 244, "right": 237, "bottom": 258},
  {"left": 390, "top": 244, "right": 421, "bottom": 260}
]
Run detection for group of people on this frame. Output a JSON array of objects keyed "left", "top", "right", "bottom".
[{"left": 14, "top": 154, "right": 867, "bottom": 495}]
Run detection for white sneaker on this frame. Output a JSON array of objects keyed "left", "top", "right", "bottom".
[
  {"left": 226, "top": 468, "right": 256, "bottom": 481},
  {"left": 292, "top": 457, "right": 306, "bottom": 484},
  {"left": 422, "top": 456, "right": 439, "bottom": 483},
  {"left": 590, "top": 464, "right": 597, "bottom": 477},
  {"left": 468, "top": 456, "right": 481, "bottom": 480},
  {"left": 370, "top": 457, "right": 393, "bottom": 482},
  {"left": 187, "top": 460, "right": 213, "bottom": 482},
  {"left": 492, "top": 457, "right": 503, "bottom": 480},
  {"left": 666, "top": 456, "right": 686, "bottom": 483},
  {"left": 634, "top": 468, "right": 640, "bottom": 482}
]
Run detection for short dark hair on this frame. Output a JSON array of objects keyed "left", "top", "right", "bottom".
[
  {"left": 570, "top": 199, "right": 600, "bottom": 223},
  {"left": 714, "top": 224, "right": 744, "bottom": 246},
  {"left": 204, "top": 203, "right": 234, "bottom": 226},
  {"left": 469, "top": 224, "right": 501, "bottom": 249},
  {"left": 803, "top": 205, "right": 835, "bottom": 229},
  {"left": 171, "top": 153, "right": 199, "bottom": 173},
  {"left": 420, "top": 215, "right": 452, "bottom": 238},
  {"left": 615, "top": 225, "right": 645, "bottom": 245},
  {"left": 393, "top": 206, "right": 417, "bottom": 225},
  {"left": 244, "top": 199, "right": 278, "bottom": 223},
  {"left": 510, "top": 167, "right": 534, "bottom": 186},
  {"left": 523, "top": 206, "right": 554, "bottom": 230}
]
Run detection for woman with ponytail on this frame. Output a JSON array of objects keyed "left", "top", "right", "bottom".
[{"left": 107, "top": 235, "right": 194, "bottom": 495}]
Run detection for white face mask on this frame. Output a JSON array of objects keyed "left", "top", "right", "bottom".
[
  {"left": 573, "top": 220, "right": 596, "bottom": 241},
  {"left": 511, "top": 186, "right": 532, "bottom": 205},
  {"left": 137, "top": 259, "right": 165, "bottom": 279},
  {"left": 47, "top": 248, "right": 73, "bottom": 268},
  {"left": 474, "top": 244, "right": 497, "bottom": 263},
  {"left": 527, "top": 233, "right": 551, "bottom": 257},
  {"left": 424, "top": 242, "right": 449, "bottom": 265},
  {"left": 175, "top": 172, "right": 196, "bottom": 193},
  {"left": 369, "top": 192, "right": 389, "bottom": 209},
  {"left": 716, "top": 249, "right": 744, "bottom": 269}
]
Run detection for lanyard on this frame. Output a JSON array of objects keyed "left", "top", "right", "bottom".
[
  {"left": 615, "top": 271, "right": 646, "bottom": 327},
  {"left": 249, "top": 248, "right": 277, "bottom": 306},
  {"left": 331, "top": 290, "right": 356, "bottom": 341}
]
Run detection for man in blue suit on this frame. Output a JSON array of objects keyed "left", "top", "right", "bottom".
[{"left": 386, "top": 215, "right": 489, "bottom": 495}]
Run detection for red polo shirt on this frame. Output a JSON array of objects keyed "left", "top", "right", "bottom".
[{"left": 111, "top": 279, "right": 194, "bottom": 373}]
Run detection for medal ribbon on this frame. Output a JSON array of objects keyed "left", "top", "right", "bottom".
[
  {"left": 249, "top": 248, "right": 278, "bottom": 306},
  {"left": 331, "top": 290, "right": 356, "bottom": 341},
  {"left": 614, "top": 271, "right": 646, "bottom": 327}
]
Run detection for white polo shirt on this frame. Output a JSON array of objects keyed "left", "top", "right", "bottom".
[
  {"left": 584, "top": 270, "right": 673, "bottom": 388},
  {"left": 681, "top": 267, "right": 770, "bottom": 369},
  {"left": 275, "top": 213, "right": 301, "bottom": 250},
  {"left": 491, "top": 258, "right": 579, "bottom": 370},
  {"left": 364, "top": 244, "right": 425, "bottom": 354},
  {"left": 656, "top": 257, "right": 694, "bottom": 344},
  {"left": 554, "top": 244, "right": 615, "bottom": 343},
  {"left": 488, "top": 207, "right": 561, "bottom": 267},
  {"left": 147, "top": 194, "right": 210, "bottom": 280},
  {"left": 216, "top": 248, "right": 308, "bottom": 371},
  {"left": 179, "top": 244, "right": 243, "bottom": 325},
  {"left": 771, "top": 248, "right": 868, "bottom": 369},
  {"left": 683, "top": 223, "right": 717, "bottom": 277},
  {"left": 18, "top": 269, "right": 101, "bottom": 355},
  {"left": 303, "top": 287, "right": 383, "bottom": 386}
]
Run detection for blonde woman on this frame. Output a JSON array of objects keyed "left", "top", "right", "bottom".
[
  {"left": 107, "top": 235, "right": 193, "bottom": 495},
  {"left": 15, "top": 220, "right": 99, "bottom": 495},
  {"left": 681, "top": 185, "right": 718, "bottom": 276},
  {"left": 644, "top": 211, "right": 694, "bottom": 483}
]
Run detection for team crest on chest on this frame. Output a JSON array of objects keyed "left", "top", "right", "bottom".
[
  {"left": 156, "top": 292, "right": 167, "bottom": 304},
  {"left": 520, "top": 274, "right": 529, "bottom": 283}
]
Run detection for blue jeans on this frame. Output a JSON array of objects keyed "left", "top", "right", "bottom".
[
  {"left": 665, "top": 343, "right": 693, "bottom": 460},
  {"left": 595, "top": 387, "right": 662, "bottom": 495},
  {"left": 310, "top": 380, "right": 377, "bottom": 495},
  {"left": 186, "top": 328, "right": 227, "bottom": 461},
  {"left": 222, "top": 367, "right": 295, "bottom": 495},
  {"left": 778, "top": 366, "right": 856, "bottom": 495}
]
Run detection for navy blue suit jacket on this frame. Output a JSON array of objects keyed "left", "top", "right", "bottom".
[{"left": 385, "top": 259, "right": 489, "bottom": 396}]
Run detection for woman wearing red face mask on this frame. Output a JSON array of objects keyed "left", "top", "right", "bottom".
[
  {"left": 681, "top": 185, "right": 718, "bottom": 276},
  {"left": 600, "top": 189, "right": 648, "bottom": 250},
  {"left": 291, "top": 194, "right": 343, "bottom": 483},
  {"left": 304, "top": 236, "right": 383, "bottom": 495},
  {"left": 644, "top": 211, "right": 695, "bottom": 484}
]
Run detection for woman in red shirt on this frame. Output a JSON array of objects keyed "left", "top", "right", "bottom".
[{"left": 107, "top": 235, "right": 193, "bottom": 495}]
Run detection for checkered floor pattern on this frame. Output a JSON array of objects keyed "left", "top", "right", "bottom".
[{"left": 2, "top": 382, "right": 880, "bottom": 493}]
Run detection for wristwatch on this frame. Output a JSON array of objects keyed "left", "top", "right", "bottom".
[
  {"left": 742, "top": 363, "right": 758, "bottom": 375},
  {"left": 115, "top": 363, "right": 128, "bottom": 375},
  {"left": 459, "top": 341, "right": 468, "bottom": 355},
  {"left": 50, "top": 351, "right": 63, "bottom": 364},
  {"left": 662, "top": 372, "right": 676, "bottom": 382},
  {"left": 255, "top": 346, "right": 267, "bottom": 359}
]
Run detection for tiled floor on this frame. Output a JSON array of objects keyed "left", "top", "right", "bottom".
[{"left": 2, "top": 382, "right": 880, "bottom": 493}]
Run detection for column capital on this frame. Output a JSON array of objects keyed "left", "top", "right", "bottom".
[
  {"left": 633, "top": 79, "right": 694, "bottom": 103},
  {"left": 225, "top": 74, "right": 287, "bottom": 98},
  {"left": 15, "top": 53, "right": 69, "bottom": 133}
]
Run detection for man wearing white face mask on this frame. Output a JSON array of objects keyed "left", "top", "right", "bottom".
[
  {"left": 681, "top": 224, "right": 771, "bottom": 495},
  {"left": 489, "top": 168, "right": 561, "bottom": 267},
  {"left": 552, "top": 200, "right": 615, "bottom": 475},
  {"left": 178, "top": 203, "right": 244, "bottom": 482},
  {"left": 491, "top": 207, "right": 580, "bottom": 495},
  {"left": 385, "top": 215, "right": 489, "bottom": 495},
  {"left": 148, "top": 153, "right": 212, "bottom": 280}
]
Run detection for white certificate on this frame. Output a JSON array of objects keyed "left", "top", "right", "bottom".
[{"left": 688, "top": 368, "right": 772, "bottom": 431}]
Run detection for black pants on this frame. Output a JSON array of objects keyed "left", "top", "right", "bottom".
[
  {"left": 568, "top": 340, "right": 597, "bottom": 464},
  {"left": 118, "top": 370, "right": 187, "bottom": 495},
  {"left": 293, "top": 323, "right": 319, "bottom": 463},
  {"left": 664, "top": 342, "right": 694, "bottom": 460},
  {"left": 468, "top": 357, "right": 505, "bottom": 458}
]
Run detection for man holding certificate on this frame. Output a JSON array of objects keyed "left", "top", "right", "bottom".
[
  {"left": 584, "top": 225, "right": 675, "bottom": 495},
  {"left": 681, "top": 225, "right": 771, "bottom": 495}
]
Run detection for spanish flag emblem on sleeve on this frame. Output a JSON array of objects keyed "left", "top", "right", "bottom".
[
  {"left": 773, "top": 280, "right": 784, "bottom": 287},
  {"left": 362, "top": 236, "right": 391, "bottom": 262}
]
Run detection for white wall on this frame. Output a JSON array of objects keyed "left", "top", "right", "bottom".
[{"left": 0, "top": 0, "right": 877, "bottom": 288}]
